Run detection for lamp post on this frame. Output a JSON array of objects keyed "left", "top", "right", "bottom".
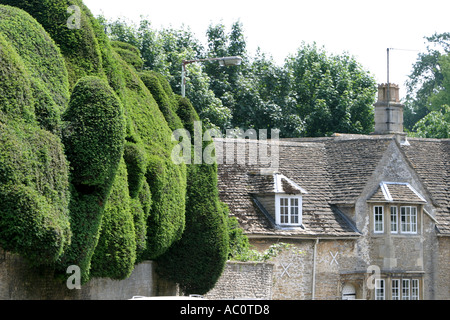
[{"left": 181, "top": 56, "right": 242, "bottom": 97}]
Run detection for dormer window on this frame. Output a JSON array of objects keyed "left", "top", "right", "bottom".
[
  {"left": 276, "top": 195, "right": 302, "bottom": 226},
  {"left": 249, "top": 171, "right": 307, "bottom": 228},
  {"left": 368, "top": 182, "right": 426, "bottom": 235}
]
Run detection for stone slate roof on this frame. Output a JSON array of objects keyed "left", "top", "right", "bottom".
[
  {"left": 215, "top": 135, "right": 450, "bottom": 237},
  {"left": 400, "top": 138, "right": 450, "bottom": 234},
  {"left": 368, "top": 182, "right": 427, "bottom": 204}
]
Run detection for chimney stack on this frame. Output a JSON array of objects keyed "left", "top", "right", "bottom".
[{"left": 373, "top": 83, "right": 404, "bottom": 135}]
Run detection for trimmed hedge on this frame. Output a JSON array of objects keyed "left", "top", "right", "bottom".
[
  {"left": 0, "top": 32, "right": 35, "bottom": 123},
  {"left": 113, "top": 52, "right": 187, "bottom": 261},
  {"left": 140, "top": 70, "right": 184, "bottom": 131},
  {"left": 60, "top": 76, "right": 125, "bottom": 282},
  {"left": 112, "top": 41, "right": 144, "bottom": 72},
  {"left": 0, "top": 1, "right": 236, "bottom": 290},
  {"left": 156, "top": 96, "right": 229, "bottom": 295},
  {"left": 0, "top": 10, "right": 71, "bottom": 267},
  {"left": 0, "top": 122, "right": 71, "bottom": 266},
  {"left": 90, "top": 158, "right": 136, "bottom": 280},
  {"left": 0, "top": 0, "right": 104, "bottom": 87},
  {"left": 0, "top": 5, "right": 70, "bottom": 113},
  {"left": 62, "top": 76, "right": 125, "bottom": 190}
]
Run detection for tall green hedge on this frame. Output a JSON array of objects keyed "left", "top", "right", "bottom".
[
  {"left": 113, "top": 52, "right": 187, "bottom": 261},
  {"left": 60, "top": 76, "right": 125, "bottom": 282},
  {"left": 140, "top": 70, "right": 184, "bottom": 131},
  {"left": 112, "top": 41, "right": 144, "bottom": 72},
  {"left": 0, "top": 123, "right": 71, "bottom": 266},
  {"left": 156, "top": 98, "right": 229, "bottom": 295},
  {"left": 0, "top": 10, "right": 71, "bottom": 267},
  {"left": 90, "top": 158, "right": 136, "bottom": 280},
  {"left": 0, "top": 0, "right": 235, "bottom": 291},
  {"left": 0, "top": 0, "right": 104, "bottom": 87},
  {"left": 0, "top": 32, "right": 35, "bottom": 123},
  {"left": 62, "top": 76, "right": 125, "bottom": 190},
  {"left": 0, "top": 5, "right": 69, "bottom": 132}
]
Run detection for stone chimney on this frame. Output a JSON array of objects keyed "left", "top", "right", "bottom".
[{"left": 373, "top": 83, "right": 404, "bottom": 134}]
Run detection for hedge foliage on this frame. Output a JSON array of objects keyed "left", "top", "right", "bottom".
[
  {"left": 90, "top": 158, "right": 136, "bottom": 280},
  {"left": 59, "top": 76, "right": 126, "bottom": 282},
  {"left": 62, "top": 76, "right": 125, "bottom": 190},
  {"left": 0, "top": 7, "right": 71, "bottom": 267},
  {"left": 0, "top": 0, "right": 236, "bottom": 290},
  {"left": 156, "top": 98, "right": 229, "bottom": 295},
  {"left": 0, "top": 122, "right": 71, "bottom": 266},
  {"left": 112, "top": 41, "right": 144, "bottom": 72}
]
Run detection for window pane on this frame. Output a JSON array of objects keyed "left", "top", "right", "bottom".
[
  {"left": 401, "top": 206, "right": 417, "bottom": 234},
  {"left": 411, "top": 207, "right": 417, "bottom": 233},
  {"left": 374, "top": 206, "right": 384, "bottom": 233},
  {"left": 291, "top": 198, "right": 298, "bottom": 224},
  {"left": 280, "top": 198, "right": 289, "bottom": 224},
  {"left": 411, "top": 279, "right": 419, "bottom": 300},
  {"left": 375, "top": 279, "right": 385, "bottom": 300},
  {"left": 390, "top": 207, "right": 398, "bottom": 233},
  {"left": 402, "top": 279, "right": 410, "bottom": 300},
  {"left": 401, "top": 207, "right": 410, "bottom": 232},
  {"left": 392, "top": 279, "right": 400, "bottom": 300},
  {"left": 278, "top": 197, "right": 301, "bottom": 225}
]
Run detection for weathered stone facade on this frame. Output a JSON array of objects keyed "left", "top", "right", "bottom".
[{"left": 214, "top": 85, "right": 449, "bottom": 300}]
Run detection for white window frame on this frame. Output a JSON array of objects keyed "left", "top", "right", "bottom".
[
  {"left": 400, "top": 206, "right": 417, "bottom": 234},
  {"left": 411, "top": 279, "right": 419, "bottom": 300},
  {"left": 375, "top": 279, "right": 385, "bottom": 300},
  {"left": 275, "top": 194, "right": 302, "bottom": 226},
  {"left": 390, "top": 206, "right": 398, "bottom": 233},
  {"left": 391, "top": 279, "right": 400, "bottom": 300},
  {"left": 391, "top": 278, "right": 420, "bottom": 300},
  {"left": 373, "top": 206, "right": 384, "bottom": 233},
  {"left": 402, "top": 279, "right": 410, "bottom": 300}
]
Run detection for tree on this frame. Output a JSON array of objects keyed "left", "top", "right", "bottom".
[
  {"left": 411, "top": 105, "right": 450, "bottom": 139},
  {"left": 404, "top": 32, "right": 450, "bottom": 130},
  {"left": 409, "top": 53, "right": 450, "bottom": 138},
  {"left": 285, "top": 43, "right": 377, "bottom": 137}
]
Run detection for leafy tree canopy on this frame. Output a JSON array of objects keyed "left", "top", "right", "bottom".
[{"left": 99, "top": 17, "right": 378, "bottom": 138}]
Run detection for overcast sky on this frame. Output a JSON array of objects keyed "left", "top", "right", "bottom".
[{"left": 84, "top": 0, "right": 449, "bottom": 98}]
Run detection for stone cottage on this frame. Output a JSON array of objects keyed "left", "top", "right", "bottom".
[{"left": 214, "top": 84, "right": 449, "bottom": 300}]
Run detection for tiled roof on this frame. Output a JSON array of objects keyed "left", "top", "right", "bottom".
[
  {"left": 216, "top": 138, "right": 360, "bottom": 237},
  {"left": 368, "top": 182, "right": 426, "bottom": 203},
  {"left": 400, "top": 138, "right": 450, "bottom": 234},
  {"left": 215, "top": 136, "right": 450, "bottom": 236}
]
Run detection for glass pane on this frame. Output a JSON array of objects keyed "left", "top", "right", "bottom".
[
  {"left": 374, "top": 206, "right": 383, "bottom": 232},
  {"left": 402, "top": 279, "right": 410, "bottom": 300},
  {"left": 390, "top": 207, "right": 398, "bottom": 233},
  {"left": 411, "top": 279, "right": 419, "bottom": 300},
  {"left": 392, "top": 279, "right": 400, "bottom": 300}
]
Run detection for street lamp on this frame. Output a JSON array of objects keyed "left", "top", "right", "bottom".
[{"left": 181, "top": 56, "right": 242, "bottom": 97}]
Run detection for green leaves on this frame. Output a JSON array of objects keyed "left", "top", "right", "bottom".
[
  {"left": 411, "top": 105, "right": 450, "bottom": 139},
  {"left": 62, "top": 76, "right": 126, "bottom": 190},
  {"left": 405, "top": 33, "right": 450, "bottom": 138},
  {"left": 286, "top": 43, "right": 377, "bottom": 137}
]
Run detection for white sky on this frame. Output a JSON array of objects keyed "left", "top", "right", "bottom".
[{"left": 84, "top": 0, "right": 449, "bottom": 98}]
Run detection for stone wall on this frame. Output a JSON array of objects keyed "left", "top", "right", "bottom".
[
  {"left": 205, "top": 261, "right": 274, "bottom": 300},
  {"left": 437, "top": 237, "right": 450, "bottom": 299},
  {"left": 0, "top": 248, "right": 176, "bottom": 300}
]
